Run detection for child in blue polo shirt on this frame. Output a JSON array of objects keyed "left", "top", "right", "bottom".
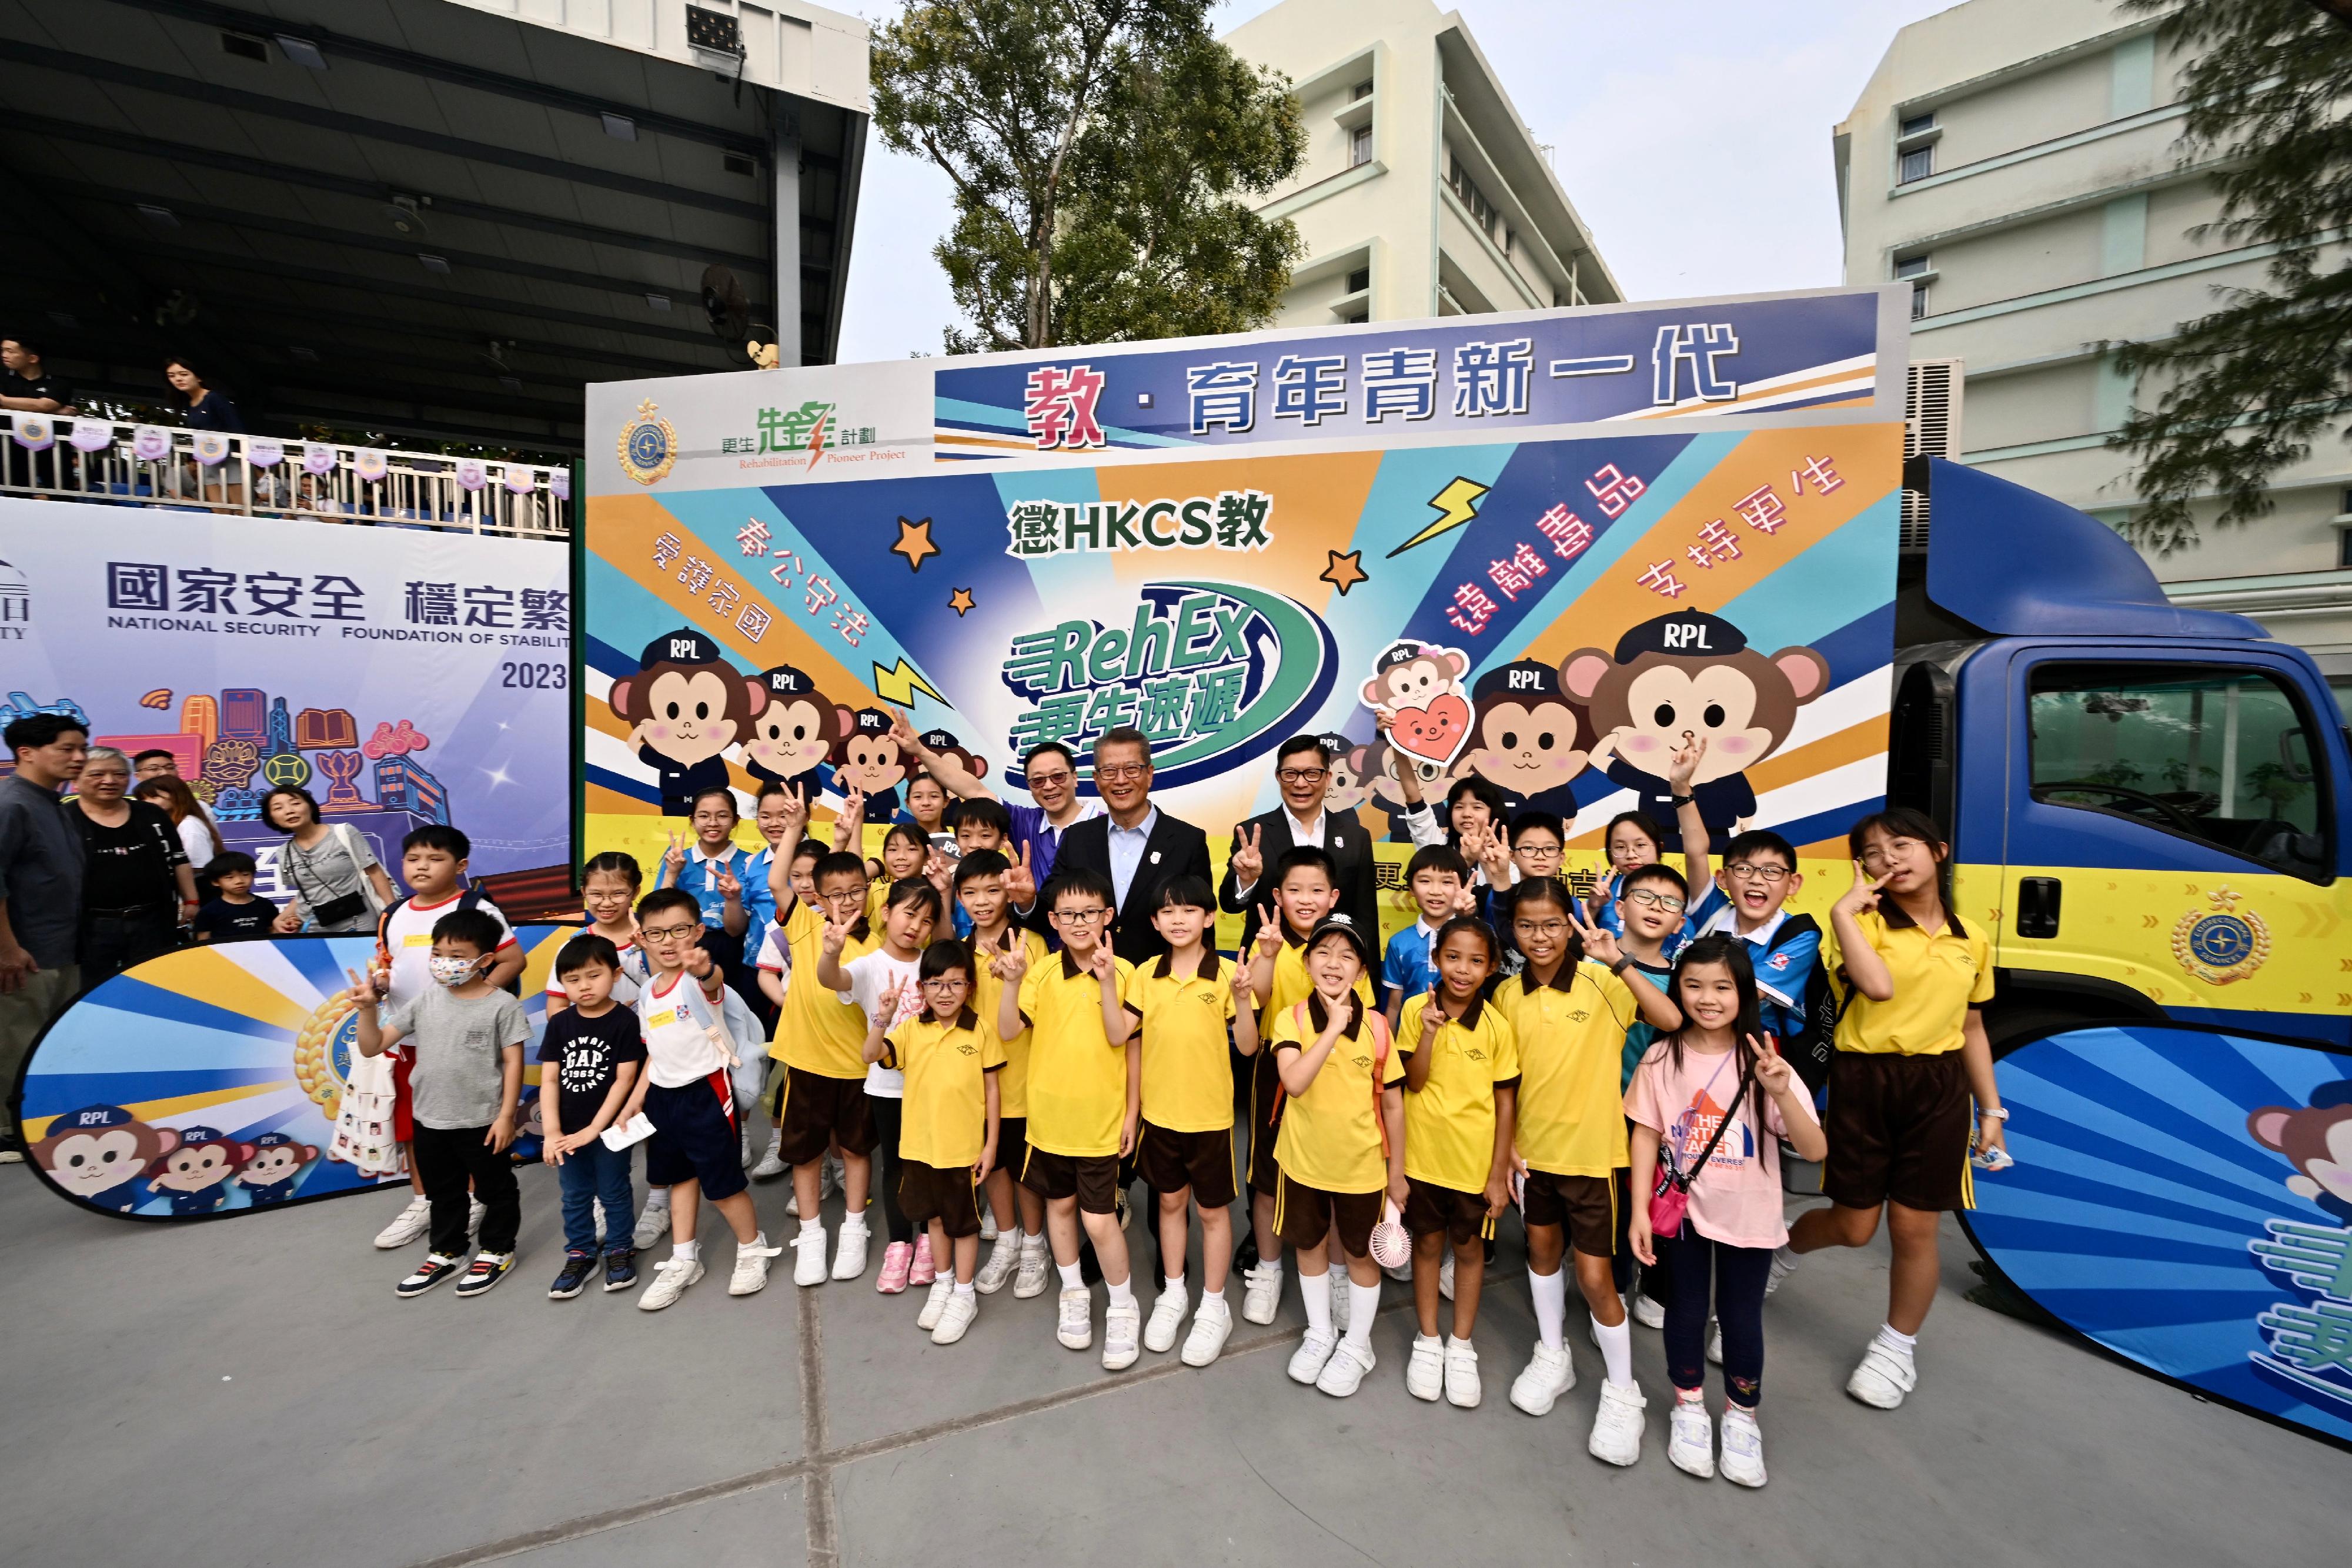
[{"left": 1382, "top": 844, "right": 1474, "bottom": 1031}]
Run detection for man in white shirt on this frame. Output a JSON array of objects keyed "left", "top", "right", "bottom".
[{"left": 1219, "top": 734, "right": 1378, "bottom": 952}]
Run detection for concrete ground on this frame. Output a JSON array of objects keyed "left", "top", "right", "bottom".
[{"left": 1, "top": 1164, "right": 2341, "bottom": 1568}]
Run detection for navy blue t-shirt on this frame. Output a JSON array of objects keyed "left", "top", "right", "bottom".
[
  {"left": 193, "top": 895, "right": 278, "bottom": 942},
  {"left": 536, "top": 1004, "right": 647, "bottom": 1125}
]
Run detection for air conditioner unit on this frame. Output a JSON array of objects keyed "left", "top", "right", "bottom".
[{"left": 1901, "top": 358, "right": 1963, "bottom": 553}]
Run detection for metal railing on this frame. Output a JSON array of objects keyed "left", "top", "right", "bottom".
[{"left": 0, "top": 413, "right": 571, "bottom": 538}]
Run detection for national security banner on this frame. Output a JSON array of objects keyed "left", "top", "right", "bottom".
[{"left": 0, "top": 498, "right": 569, "bottom": 881}]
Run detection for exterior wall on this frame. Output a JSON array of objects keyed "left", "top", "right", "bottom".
[
  {"left": 444, "top": 0, "right": 872, "bottom": 111},
  {"left": 1837, "top": 0, "right": 2352, "bottom": 682},
  {"left": 1226, "top": 0, "right": 1619, "bottom": 326}
]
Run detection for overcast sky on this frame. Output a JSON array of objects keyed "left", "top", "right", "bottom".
[{"left": 834, "top": 0, "right": 1963, "bottom": 361}]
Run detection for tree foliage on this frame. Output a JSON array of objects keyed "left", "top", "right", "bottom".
[
  {"left": 2106, "top": 2, "right": 2352, "bottom": 554},
  {"left": 872, "top": 0, "right": 1305, "bottom": 353}
]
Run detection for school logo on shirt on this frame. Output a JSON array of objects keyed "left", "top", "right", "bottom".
[
  {"left": 1567, "top": 1008, "right": 1590, "bottom": 1024},
  {"left": 1465, "top": 1045, "right": 1487, "bottom": 1061},
  {"left": 956, "top": 1038, "right": 978, "bottom": 1056},
  {"left": 1766, "top": 951, "right": 1791, "bottom": 971},
  {"left": 1350, "top": 1052, "right": 1372, "bottom": 1070}
]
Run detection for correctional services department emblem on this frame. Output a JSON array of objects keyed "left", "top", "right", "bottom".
[
  {"left": 617, "top": 398, "right": 678, "bottom": 485},
  {"left": 2172, "top": 886, "right": 2270, "bottom": 987}
]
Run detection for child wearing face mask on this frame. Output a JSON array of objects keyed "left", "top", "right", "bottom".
[{"left": 350, "top": 908, "right": 530, "bottom": 1299}]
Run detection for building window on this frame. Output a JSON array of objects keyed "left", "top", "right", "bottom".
[
  {"left": 1351, "top": 79, "right": 1372, "bottom": 101},
  {"left": 1502, "top": 225, "right": 1516, "bottom": 257},
  {"left": 1900, "top": 112, "right": 1936, "bottom": 138},
  {"left": 2340, "top": 528, "right": 2352, "bottom": 570},
  {"left": 1894, "top": 254, "right": 1931, "bottom": 279},
  {"left": 1349, "top": 123, "right": 1372, "bottom": 168},
  {"left": 1909, "top": 282, "right": 1930, "bottom": 320},
  {"left": 1449, "top": 157, "right": 1501, "bottom": 239},
  {"left": 1899, "top": 145, "right": 1935, "bottom": 183},
  {"left": 1345, "top": 268, "right": 1370, "bottom": 296}
]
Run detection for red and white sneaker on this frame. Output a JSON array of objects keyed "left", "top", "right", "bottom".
[
  {"left": 909, "top": 1232, "right": 937, "bottom": 1287},
  {"left": 876, "top": 1240, "right": 914, "bottom": 1294}
]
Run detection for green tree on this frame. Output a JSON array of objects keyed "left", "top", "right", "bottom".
[
  {"left": 872, "top": 0, "right": 1305, "bottom": 353},
  {"left": 2105, "top": 2, "right": 2352, "bottom": 554}
]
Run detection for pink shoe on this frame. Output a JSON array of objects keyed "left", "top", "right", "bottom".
[
  {"left": 909, "top": 1233, "right": 937, "bottom": 1286},
  {"left": 876, "top": 1241, "right": 913, "bottom": 1294}
]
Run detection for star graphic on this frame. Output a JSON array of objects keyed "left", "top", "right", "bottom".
[
  {"left": 891, "top": 516, "right": 940, "bottom": 572},
  {"left": 948, "top": 587, "right": 976, "bottom": 617},
  {"left": 1320, "top": 548, "right": 1368, "bottom": 596}
]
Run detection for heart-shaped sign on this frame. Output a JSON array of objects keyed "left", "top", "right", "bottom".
[{"left": 1388, "top": 692, "right": 1471, "bottom": 766}]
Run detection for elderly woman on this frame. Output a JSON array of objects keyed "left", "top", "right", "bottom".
[{"left": 72, "top": 747, "right": 197, "bottom": 987}]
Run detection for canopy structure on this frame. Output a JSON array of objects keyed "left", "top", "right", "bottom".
[{"left": 0, "top": 0, "right": 870, "bottom": 454}]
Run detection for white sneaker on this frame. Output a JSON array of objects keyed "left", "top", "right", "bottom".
[
  {"left": 932, "top": 1290, "right": 978, "bottom": 1345},
  {"left": 1329, "top": 1277, "right": 1352, "bottom": 1338},
  {"left": 822, "top": 1154, "right": 843, "bottom": 1199},
  {"left": 1102, "top": 1297, "right": 1141, "bottom": 1370},
  {"left": 729, "top": 1239, "right": 784, "bottom": 1296},
  {"left": 1765, "top": 1243, "right": 1798, "bottom": 1296},
  {"left": 793, "top": 1225, "right": 828, "bottom": 1288},
  {"left": 975, "top": 1233, "right": 1019, "bottom": 1294},
  {"left": 592, "top": 1199, "right": 607, "bottom": 1248},
  {"left": 1668, "top": 1398, "right": 1716, "bottom": 1479},
  {"left": 1588, "top": 1380, "right": 1648, "bottom": 1466},
  {"left": 1443, "top": 1339, "right": 1482, "bottom": 1408},
  {"left": 1706, "top": 1318, "right": 1723, "bottom": 1365},
  {"left": 1144, "top": 1289, "right": 1187, "bottom": 1353},
  {"left": 1382, "top": 1256, "right": 1412, "bottom": 1284},
  {"left": 633, "top": 1191, "right": 671, "bottom": 1251},
  {"left": 917, "top": 1276, "right": 955, "bottom": 1331},
  {"left": 372, "top": 1194, "right": 432, "bottom": 1248},
  {"left": 1241, "top": 1262, "right": 1282, "bottom": 1325},
  {"left": 980, "top": 1207, "right": 998, "bottom": 1242},
  {"left": 830, "top": 1219, "right": 870, "bottom": 1281},
  {"left": 1288, "top": 1327, "right": 1337, "bottom": 1385},
  {"left": 1847, "top": 1339, "right": 1916, "bottom": 1409},
  {"left": 1056, "top": 1286, "right": 1094, "bottom": 1350},
  {"left": 784, "top": 1189, "right": 799, "bottom": 1218},
  {"left": 1406, "top": 1335, "right": 1445, "bottom": 1402},
  {"left": 1719, "top": 1407, "right": 1767, "bottom": 1487},
  {"left": 638, "top": 1254, "right": 704, "bottom": 1311},
  {"left": 750, "top": 1141, "right": 787, "bottom": 1181},
  {"left": 467, "top": 1197, "right": 486, "bottom": 1235},
  {"left": 1181, "top": 1294, "right": 1232, "bottom": 1366},
  {"left": 1013, "top": 1242, "right": 1050, "bottom": 1299},
  {"left": 1632, "top": 1292, "right": 1666, "bottom": 1329},
  {"left": 1509, "top": 1342, "right": 1575, "bottom": 1416},
  {"left": 1315, "top": 1338, "right": 1375, "bottom": 1397},
  {"left": 1438, "top": 1251, "right": 1455, "bottom": 1301}
]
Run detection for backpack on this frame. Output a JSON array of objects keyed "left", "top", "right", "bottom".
[
  {"left": 1757, "top": 913, "right": 1832, "bottom": 1094},
  {"left": 375, "top": 886, "right": 523, "bottom": 995}
]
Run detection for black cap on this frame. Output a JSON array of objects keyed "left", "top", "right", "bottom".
[
  {"left": 640, "top": 627, "right": 723, "bottom": 667},
  {"left": 1303, "top": 911, "right": 1375, "bottom": 968},
  {"left": 252, "top": 1131, "right": 300, "bottom": 1150},
  {"left": 1612, "top": 611, "right": 1746, "bottom": 663},
  {"left": 758, "top": 664, "right": 817, "bottom": 697},
  {"left": 920, "top": 728, "right": 962, "bottom": 753},
  {"left": 852, "top": 707, "right": 891, "bottom": 735},
  {"left": 1472, "top": 658, "right": 1561, "bottom": 702},
  {"left": 1374, "top": 640, "right": 1429, "bottom": 674}
]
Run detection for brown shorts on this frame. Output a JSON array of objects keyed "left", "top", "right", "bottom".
[
  {"left": 1020, "top": 1146, "right": 1120, "bottom": 1215},
  {"left": 1140, "top": 1122, "right": 1237, "bottom": 1209},
  {"left": 776, "top": 1069, "right": 876, "bottom": 1167},
  {"left": 1274, "top": 1173, "right": 1382, "bottom": 1258},
  {"left": 1405, "top": 1176, "right": 1496, "bottom": 1247},
  {"left": 1247, "top": 1051, "right": 1284, "bottom": 1198},
  {"left": 1521, "top": 1168, "right": 1625, "bottom": 1259},
  {"left": 1825, "top": 1049, "right": 1971, "bottom": 1213},
  {"left": 900, "top": 1158, "right": 983, "bottom": 1239},
  {"left": 995, "top": 1115, "right": 1028, "bottom": 1181}
]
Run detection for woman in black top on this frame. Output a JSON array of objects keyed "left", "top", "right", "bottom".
[
  {"left": 72, "top": 747, "right": 196, "bottom": 988},
  {"left": 166, "top": 357, "right": 245, "bottom": 433}
]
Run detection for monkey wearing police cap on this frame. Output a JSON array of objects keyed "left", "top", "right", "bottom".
[
  {"left": 1453, "top": 658, "right": 1592, "bottom": 818},
  {"left": 610, "top": 628, "right": 765, "bottom": 816},
  {"left": 739, "top": 663, "right": 854, "bottom": 795},
  {"left": 1565, "top": 611, "right": 1828, "bottom": 836},
  {"left": 32, "top": 1104, "right": 177, "bottom": 1213},
  {"left": 833, "top": 708, "right": 908, "bottom": 820}
]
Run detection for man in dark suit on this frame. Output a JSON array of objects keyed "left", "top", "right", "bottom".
[
  {"left": 1048, "top": 726, "right": 1212, "bottom": 966},
  {"left": 1218, "top": 733, "right": 1379, "bottom": 951}
]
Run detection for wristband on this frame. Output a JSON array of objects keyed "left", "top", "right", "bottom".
[
  {"left": 1979, "top": 1105, "right": 2009, "bottom": 1122},
  {"left": 1669, "top": 793, "right": 1695, "bottom": 807},
  {"left": 1608, "top": 955, "right": 1633, "bottom": 974}
]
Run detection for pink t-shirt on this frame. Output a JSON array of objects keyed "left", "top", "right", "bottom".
[{"left": 1623, "top": 1041, "right": 1820, "bottom": 1250}]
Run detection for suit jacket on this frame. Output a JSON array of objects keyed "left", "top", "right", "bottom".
[
  {"left": 1054, "top": 807, "right": 1214, "bottom": 966},
  {"left": 1218, "top": 805, "right": 1379, "bottom": 955}
]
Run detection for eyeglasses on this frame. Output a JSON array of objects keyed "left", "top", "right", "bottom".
[
  {"left": 920, "top": 976, "right": 969, "bottom": 991},
  {"left": 1093, "top": 763, "right": 1148, "bottom": 781},
  {"left": 1725, "top": 863, "right": 1790, "bottom": 884},
  {"left": 1026, "top": 768, "right": 1073, "bottom": 788},
  {"left": 1515, "top": 920, "right": 1569, "bottom": 938},
  {"left": 1624, "top": 890, "right": 1686, "bottom": 912},
  {"left": 1051, "top": 907, "right": 1109, "bottom": 925},
  {"left": 1277, "top": 768, "right": 1328, "bottom": 784},
  {"left": 639, "top": 924, "right": 700, "bottom": 942},
  {"left": 1518, "top": 845, "right": 1562, "bottom": 860}
]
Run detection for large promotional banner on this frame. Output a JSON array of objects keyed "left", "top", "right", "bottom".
[{"left": 0, "top": 498, "right": 570, "bottom": 883}]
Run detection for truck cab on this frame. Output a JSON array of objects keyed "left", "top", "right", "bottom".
[{"left": 1891, "top": 457, "right": 2351, "bottom": 1051}]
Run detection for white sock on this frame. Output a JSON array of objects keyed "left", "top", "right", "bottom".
[
  {"left": 1676, "top": 1385, "right": 1706, "bottom": 1405},
  {"left": 1876, "top": 1323, "right": 1917, "bottom": 1355},
  {"left": 1164, "top": 1273, "right": 1187, "bottom": 1298},
  {"left": 954, "top": 1279, "right": 975, "bottom": 1297},
  {"left": 1415, "top": 1332, "right": 1441, "bottom": 1350},
  {"left": 1448, "top": 1335, "right": 1474, "bottom": 1353},
  {"left": 1255, "top": 1256, "right": 1282, "bottom": 1280},
  {"left": 1021, "top": 1230, "right": 1047, "bottom": 1254},
  {"left": 1345, "top": 1279, "right": 1379, "bottom": 1348},
  {"left": 799, "top": 1216, "right": 821, "bottom": 1238},
  {"left": 841, "top": 1212, "right": 868, "bottom": 1233},
  {"left": 1299, "top": 1268, "right": 1333, "bottom": 1336},
  {"left": 747, "top": 1231, "right": 768, "bottom": 1251},
  {"left": 1107, "top": 1276, "right": 1134, "bottom": 1309},
  {"left": 1058, "top": 1261, "right": 1084, "bottom": 1291},
  {"left": 1529, "top": 1267, "right": 1566, "bottom": 1352},
  {"left": 763, "top": 1128, "right": 781, "bottom": 1152},
  {"left": 1595, "top": 1313, "right": 1633, "bottom": 1388},
  {"left": 674, "top": 1239, "right": 700, "bottom": 1264}
]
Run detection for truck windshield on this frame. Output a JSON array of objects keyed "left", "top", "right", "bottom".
[{"left": 2027, "top": 663, "right": 2330, "bottom": 881}]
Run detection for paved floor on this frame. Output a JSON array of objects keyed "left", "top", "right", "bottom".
[{"left": 2, "top": 1163, "right": 2341, "bottom": 1568}]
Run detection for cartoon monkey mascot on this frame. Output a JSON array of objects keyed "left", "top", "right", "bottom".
[
  {"left": 1360, "top": 641, "right": 1474, "bottom": 771},
  {"left": 2250, "top": 1082, "right": 2352, "bottom": 1224},
  {"left": 146, "top": 1125, "right": 250, "bottom": 1216},
  {"left": 1565, "top": 611, "right": 1829, "bottom": 837},
  {"left": 32, "top": 1104, "right": 177, "bottom": 1214},
  {"left": 609, "top": 628, "right": 764, "bottom": 817},
  {"left": 235, "top": 1131, "right": 320, "bottom": 1206},
  {"left": 1456, "top": 659, "right": 1592, "bottom": 818},
  {"left": 1319, "top": 732, "right": 1371, "bottom": 817},
  {"left": 740, "top": 663, "right": 851, "bottom": 795},
  {"left": 833, "top": 708, "right": 909, "bottom": 820}
]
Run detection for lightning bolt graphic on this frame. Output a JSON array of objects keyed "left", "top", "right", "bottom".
[
  {"left": 1387, "top": 477, "right": 1491, "bottom": 558},
  {"left": 871, "top": 657, "right": 946, "bottom": 707},
  {"left": 806, "top": 409, "right": 831, "bottom": 470}
]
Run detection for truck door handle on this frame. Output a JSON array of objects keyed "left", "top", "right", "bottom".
[{"left": 2016, "top": 877, "right": 2062, "bottom": 939}]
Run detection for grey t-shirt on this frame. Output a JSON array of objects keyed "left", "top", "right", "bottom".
[
  {"left": 382, "top": 984, "right": 530, "bottom": 1131},
  {"left": 280, "top": 825, "right": 378, "bottom": 932},
  {"left": 0, "top": 773, "right": 85, "bottom": 967}
]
